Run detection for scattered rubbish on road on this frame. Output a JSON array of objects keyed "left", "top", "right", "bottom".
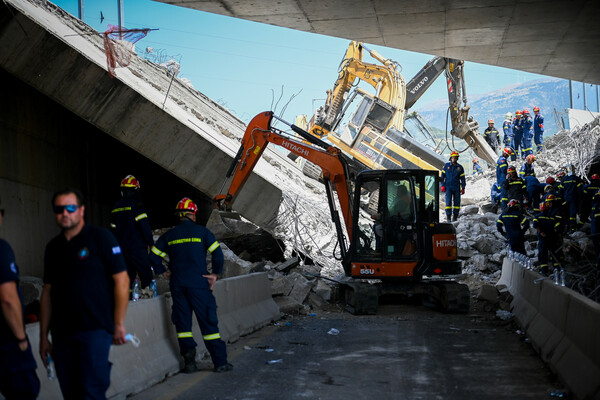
[
  {"left": 495, "top": 310, "right": 514, "bottom": 320},
  {"left": 243, "top": 346, "right": 252, "bottom": 350},
  {"left": 309, "top": 313, "right": 317, "bottom": 317},
  {"left": 265, "top": 359, "right": 283, "bottom": 365},
  {"left": 549, "top": 389, "right": 568, "bottom": 398},
  {"left": 125, "top": 334, "right": 141, "bottom": 348},
  {"left": 524, "top": 337, "right": 531, "bottom": 343},
  {"left": 449, "top": 327, "right": 461, "bottom": 331},
  {"left": 265, "top": 348, "right": 274, "bottom": 352},
  {"left": 327, "top": 328, "right": 340, "bottom": 335}
]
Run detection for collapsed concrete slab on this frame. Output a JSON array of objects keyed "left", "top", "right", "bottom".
[{"left": 0, "top": 0, "right": 282, "bottom": 227}]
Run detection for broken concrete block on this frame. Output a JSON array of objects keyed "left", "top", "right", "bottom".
[
  {"left": 271, "top": 275, "right": 293, "bottom": 297},
  {"left": 307, "top": 292, "right": 327, "bottom": 309},
  {"left": 461, "top": 205, "right": 480, "bottom": 215},
  {"left": 471, "top": 254, "right": 488, "bottom": 271},
  {"left": 275, "top": 257, "right": 300, "bottom": 273},
  {"left": 289, "top": 274, "right": 313, "bottom": 304},
  {"left": 273, "top": 296, "right": 303, "bottom": 314},
  {"left": 249, "top": 262, "right": 267, "bottom": 273},
  {"left": 312, "top": 280, "right": 332, "bottom": 301},
  {"left": 476, "top": 284, "right": 499, "bottom": 304}
]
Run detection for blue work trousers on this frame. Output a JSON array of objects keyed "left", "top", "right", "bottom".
[
  {"left": 445, "top": 188, "right": 461, "bottom": 218},
  {"left": 512, "top": 133, "right": 523, "bottom": 161},
  {"left": 566, "top": 201, "right": 579, "bottom": 231},
  {"left": 53, "top": 329, "right": 113, "bottom": 400},
  {"left": 0, "top": 338, "right": 40, "bottom": 400},
  {"left": 171, "top": 285, "right": 228, "bottom": 368},
  {"left": 522, "top": 134, "right": 533, "bottom": 158},
  {"left": 534, "top": 132, "right": 543, "bottom": 152}
]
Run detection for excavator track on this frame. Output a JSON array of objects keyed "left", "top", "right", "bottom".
[{"left": 342, "top": 280, "right": 470, "bottom": 315}]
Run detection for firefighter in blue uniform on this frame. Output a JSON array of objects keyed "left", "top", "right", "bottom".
[
  {"left": 533, "top": 201, "right": 562, "bottom": 275},
  {"left": 580, "top": 174, "right": 600, "bottom": 223},
  {"left": 501, "top": 166, "right": 528, "bottom": 210},
  {"left": 483, "top": 119, "right": 500, "bottom": 152},
  {"left": 150, "top": 198, "right": 232, "bottom": 374},
  {"left": 441, "top": 151, "right": 466, "bottom": 222},
  {"left": 502, "top": 112, "right": 514, "bottom": 153},
  {"left": 519, "top": 154, "right": 536, "bottom": 178},
  {"left": 491, "top": 182, "right": 502, "bottom": 214},
  {"left": 0, "top": 206, "right": 40, "bottom": 400},
  {"left": 512, "top": 110, "right": 523, "bottom": 161},
  {"left": 590, "top": 190, "right": 600, "bottom": 265},
  {"left": 472, "top": 158, "right": 483, "bottom": 175},
  {"left": 533, "top": 106, "right": 544, "bottom": 153},
  {"left": 111, "top": 175, "right": 155, "bottom": 290},
  {"left": 521, "top": 109, "right": 534, "bottom": 158},
  {"left": 496, "top": 147, "right": 512, "bottom": 186},
  {"left": 562, "top": 164, "right": 584, "bottom": 233},
  {"left": 497, "top": 199, "right": 530, "bottom": 255},
  {"left": 524, "top": 174, "right": 544, "bottom": 212}
]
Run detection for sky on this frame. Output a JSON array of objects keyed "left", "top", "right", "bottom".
[{"left": 51, "top": 0, "right": 596, "bottom": 124}]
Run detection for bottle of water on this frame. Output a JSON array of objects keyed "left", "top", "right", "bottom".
[
  {"left": 46, "top": 355, "right": 56, "bottom": 380},
  {"left": 560, "top": 269, "right": 566, "bottom": 287},
  {"left": 132, "top": 279, "right": 140, "bottom": 302},
  {"left": 554, "top": 270, "right": 560, "bottom": 285},
  {"left": 150, "top": 279, "right": 158, "bottom": 298}
]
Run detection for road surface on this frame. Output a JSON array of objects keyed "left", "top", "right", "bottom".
[{"left": 131, "top": 302, "right": 561, "bottom": 400}]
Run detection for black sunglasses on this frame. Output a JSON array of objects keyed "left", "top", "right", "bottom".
[{"left": 53, "top": 204, "right": 79, "bottom": 214}]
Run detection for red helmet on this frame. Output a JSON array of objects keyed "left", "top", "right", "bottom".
[
  {"left": 508, "top": 199, "right": 520, "bottom": 208},
  {"left": 545, "top": 194, "right": 557, "bottom": 202},
  {"left": 449, "top": 150, "right": 460, "bottom": 160},
  {"left": 545, "top": 177, "right": 555, "bottom": 185},
  {"left": 515, "top": 110, "right": 522, "bottom": 116},
  {"left": 488, "top": 119, "right": 494, "bottom": 124},
  {"left": 556, "top": 171, "right": 566, "bottom": 180},
  {"left": 120, "top": 175, "right": 140, "bottom": 189},
  {"left": 526, "top": 154, "right": 536, "bottom": 163},
  {"left": 507, "top": 166, "right": 516, "bottom": 173},
  {"left": 175, "top": 197, "right": 198, "bottom": 214},
  {"left": 539, "top": 202, "right": 548, "bottom": 212},
  {"left": 533, "top": 106, "right": 540, "bottom": 112},
  {"left": 503, "top": 148, "right": 513, "bottom": 156},
  {"left": 591, "top": 174, "right": 600, "bottom": 180},
  {"left": 522, "top": 109, "right": 530, "bottom": 115},
  {"left": 472, "top": 157, "right": 479, "bottom": 163}
]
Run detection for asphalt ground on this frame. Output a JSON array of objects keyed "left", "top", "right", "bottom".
[{"left": 130, "top": 302, "right": 563, "bottom": 400}]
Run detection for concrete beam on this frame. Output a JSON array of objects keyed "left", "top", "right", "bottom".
[{"left": 0, "top": 0, "right": 282, "bottom": 227}]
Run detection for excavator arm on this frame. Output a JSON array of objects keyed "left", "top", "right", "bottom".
[
  {"left": 215, "top": 111, "right": 354, "bottom": 252},
  {"left": 310, "top": 41, "right": 406, "bottom": 138}
]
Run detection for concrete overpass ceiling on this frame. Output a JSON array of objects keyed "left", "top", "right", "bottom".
[{"left": 156, "top": 0, "right": 600, "bottom": 84}]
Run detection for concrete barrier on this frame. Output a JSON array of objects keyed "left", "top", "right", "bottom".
[
  {"left": 498, "top": 260, "right": 600, "bottom": 399},
  {"left": 18, "top": 272, "right": 280, "bottom": 400}
]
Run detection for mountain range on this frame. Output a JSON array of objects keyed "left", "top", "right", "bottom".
[{"left": 415, "top": 78, "right": 570, "bottom": 137}]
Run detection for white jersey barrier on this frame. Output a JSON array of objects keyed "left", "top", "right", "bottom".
[
  {"left": 498, "top": 259, "right": 600, "bottom": 399},
  {"left": 21, "top": 272, "right": 280, "bottom": 400}
]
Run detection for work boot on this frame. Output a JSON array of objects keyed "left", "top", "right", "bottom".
[
  {"left": 452, "top": 215, "right": 458, "bottom": 222},
  {"left": 182, "top": 350, "right": 198, "bottom": 374},
  {"left": 446, "top": 216, "right": 452, "bottom": 223},
  {"left": 214, "top": 363, "right": 233, "bottom": 373}
]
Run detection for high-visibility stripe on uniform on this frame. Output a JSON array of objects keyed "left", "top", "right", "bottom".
[
  {"left": 203, "top": 333, "right": 221, "bottom": 341},
  {"left": 168, "top": 238, "right": 202, "bottom": 246},
  {"left": 208, "top": 241, "right": 220, "bottom": 253},
  {"left": 110, "top": 223, "right": 117, "bottom": 228},
  {"left": 112, "top": 207, "right": 132, "bottom": 213},
  {"left": 135, "top": 213, "right": 148, "bottom": 221},
  {"left": 177, "top": 332, "right": 193, "bottom": 338},
  {"left": 453, "top": 206, "right": 460, "bottom": 210},
  {"left": 151, "top": 246, "right": 167, "bottom": 258},
  {"left": 445, "top": 206, "right": 452, "bottom": 210}
]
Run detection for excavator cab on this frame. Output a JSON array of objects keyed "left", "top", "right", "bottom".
[{"left": 348, "top": 169, "right": 461, "bottom": 280}]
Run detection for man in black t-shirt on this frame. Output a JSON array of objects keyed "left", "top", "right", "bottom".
[
  {"left": 0, "top": 206, "right": 40, "bottom": 399},
  {"left": 40, "top": 188, "right": 130, "bottom": 399}
]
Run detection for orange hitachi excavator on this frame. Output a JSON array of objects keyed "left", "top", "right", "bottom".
[{"left": 215, "top": 111, "right": 469, "bottom": 314}]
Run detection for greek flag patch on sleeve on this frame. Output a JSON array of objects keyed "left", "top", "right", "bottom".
[{"left": 112, "top": 246, "right": 122, "bottom": 255}]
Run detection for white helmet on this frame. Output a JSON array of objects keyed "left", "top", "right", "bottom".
[{"left": 505, "top": 112, "right": 513, "bottom": 120}]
